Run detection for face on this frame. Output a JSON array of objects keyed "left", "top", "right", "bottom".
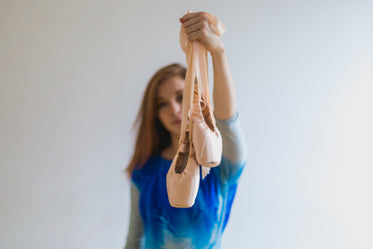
[{"left": 157, "top": 76, "right": 184, "bottom": 137}]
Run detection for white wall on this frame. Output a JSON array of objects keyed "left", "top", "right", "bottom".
[{"left": 1, "top": 0, "right": 372, "bottom": 248}]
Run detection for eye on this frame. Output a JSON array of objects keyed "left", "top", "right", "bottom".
[
  {"left": 176, "top": 94, "right": 183, "bottom": 103},
  {"left": 157, "top": 102, "right": 167, "bottom": 109}
]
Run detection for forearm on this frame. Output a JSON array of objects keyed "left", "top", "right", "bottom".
[
  {"left": 211, "top": 48, "right": 237, "bottom": 120},
  {"left": 125, "top": 183, "right": 144, "bottom": 249}
]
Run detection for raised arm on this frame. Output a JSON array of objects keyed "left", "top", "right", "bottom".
[
  {"left": 180, "top": 11, "right": 236, "bottom": 120},
  {"left": 210, "top": 49, "right": 236, "bottom": 120}
]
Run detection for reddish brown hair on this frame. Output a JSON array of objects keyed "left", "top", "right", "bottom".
[{"left": 126, "top": 63, "right": 187, "bottom": 177}]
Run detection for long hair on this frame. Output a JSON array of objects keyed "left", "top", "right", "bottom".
[{"left": 126, "top": 63, "right": 187, "bottom": 177}]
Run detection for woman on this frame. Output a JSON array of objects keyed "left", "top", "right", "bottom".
[{"left": 125, "top": 11, "right": 247, "bottom": 249}]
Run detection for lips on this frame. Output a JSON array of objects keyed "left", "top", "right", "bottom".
[{"left": 173, "top": 119, "right": 182, "bottom": 124}]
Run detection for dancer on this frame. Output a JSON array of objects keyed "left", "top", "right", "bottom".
[{"left": 125, "top": 11, "right": 247, "bottom": 249}]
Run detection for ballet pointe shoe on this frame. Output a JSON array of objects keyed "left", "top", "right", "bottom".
[
  {"left": 166, "top": 132, "right": 200, "bottom": 208},
  {"left": 191, "top": 86, "right": 222, "bottom": 168}
]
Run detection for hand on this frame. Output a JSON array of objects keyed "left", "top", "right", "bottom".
[{"left": 180, "top": 11, "right": 225, "bottom": 54}]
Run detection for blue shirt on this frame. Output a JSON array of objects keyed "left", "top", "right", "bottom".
[{"left": 126, "top": 113, "right": 247, "bottom": 249}]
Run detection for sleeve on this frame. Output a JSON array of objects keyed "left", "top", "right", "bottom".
[
  {"left": 215, "top": 112, "right": 248, "bottom": 184},
  {"left": 124, "top": 182, "right": 144, "bottom": 249}
]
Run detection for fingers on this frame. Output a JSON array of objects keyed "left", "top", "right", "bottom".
[
  {"left": 181, "top": 11, "right": 207, "bottom": 22},
  {"left": 180, "top": 11, "right": 208, "bottom": 27},
  {"left": 183, "top": 20, "right": 208, "bottom": 42},
  {"left": 184, "top": 21, "right": 204, "bottom": 34},
  {"left": 180, "top": 11, "right": 210, "bottom": 43},
  {"left": 181, "top": 12, "right": 208, "bottom": 35}
]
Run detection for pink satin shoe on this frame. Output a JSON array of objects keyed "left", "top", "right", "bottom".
[
  {"left": 191, "top": 83, "right": 222, "bottom": 169},
  {"left": 166, "top": 131, "right": 200, "bottom": 208}
]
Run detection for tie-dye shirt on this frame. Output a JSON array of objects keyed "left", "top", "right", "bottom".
[{"left": 125, "top": 113, "right": 247, "bottom": 249}]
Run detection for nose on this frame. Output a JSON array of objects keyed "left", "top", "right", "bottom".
[{"left": 170, "top": 99, "right": 182, "bottom": 115}]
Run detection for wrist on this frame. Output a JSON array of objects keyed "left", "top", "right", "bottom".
[{"left": 210, "top": 46, "right": 226, "bottom": 57}]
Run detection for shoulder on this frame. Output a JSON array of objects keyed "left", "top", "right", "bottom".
[
  {"left": 215, "top": 112, "right": 247, "bottom": 163},
  {"left": 131, "top": 157, "right": 157, "bottom": 189},
  {"left": 131, "top": 156, "right": 171, "bottom": 189}
]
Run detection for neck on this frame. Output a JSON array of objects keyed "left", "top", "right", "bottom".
[
  {"left": 170, "top": 133, "right": 180, "bottom": 154},
  {"left": 161, "top": 133, "right": 180, "bottom": 160}
]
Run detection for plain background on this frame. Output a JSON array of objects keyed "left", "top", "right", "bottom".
[{"left": 1, "top": 0, "right": 372, "bottom": 248}]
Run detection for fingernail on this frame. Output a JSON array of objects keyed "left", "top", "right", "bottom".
[{"left": 179, "top": 17, "right": 184, "bottom": 23}]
